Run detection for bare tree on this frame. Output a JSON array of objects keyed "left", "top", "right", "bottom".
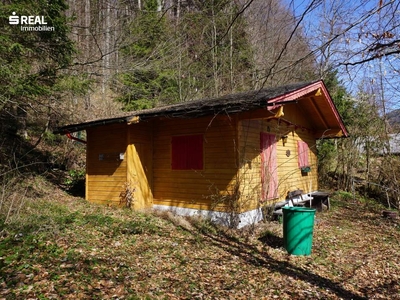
[
  {"left": 63, "top": 0, "right": 400, "bottom": 118},
  {"left": 245, "top": 0, "right": 318, "bottom": 88},
  {"left": 294, "top": 0, "right": 400, "bottom": 95}
]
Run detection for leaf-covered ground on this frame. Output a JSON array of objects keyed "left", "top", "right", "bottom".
[{"left": 1, "top": 189, "right": 399, "bottom": 299}]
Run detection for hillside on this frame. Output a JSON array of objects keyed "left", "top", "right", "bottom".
[
  {"left": 0, "top": 181, "right": 399, "bottom": 299},
  {"left": 387, "top": 109, "right": 400, "bottom": 129}
]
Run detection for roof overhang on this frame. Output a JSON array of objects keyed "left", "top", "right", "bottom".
[
  {"left": 267, "top": 81, "right": 348, "bottom": 138},
  {"left": 54, "top": 80, "right": 348, "bottom": 138}
]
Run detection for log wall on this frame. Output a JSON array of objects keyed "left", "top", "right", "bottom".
[
  {"left": 237, "top": 104, "right": 319, "bottom": 211},
  {"left": 86, "top": 123, "right": 127, "bottom": 205},
  {"left": 152, "top": 115, "right": 239, "bottom": 211}
]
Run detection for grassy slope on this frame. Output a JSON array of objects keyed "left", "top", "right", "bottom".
[{"left": 0, "top": 183, "right": 400, "bottom": 299}]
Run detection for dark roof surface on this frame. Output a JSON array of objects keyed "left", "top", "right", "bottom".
[{"left": 55, "top": 81, "right": 316, "bottom": 134}]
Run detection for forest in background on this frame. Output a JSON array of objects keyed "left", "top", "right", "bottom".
[
  {"left": 1, "top": 0, "right": 400, "bottom": 224},
  {"left": 64, "top": 0, "right": 316, "bottom": 117}
]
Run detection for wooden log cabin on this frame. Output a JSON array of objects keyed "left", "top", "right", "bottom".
[{"left": 55, "top": 80, "right": 348, "bottom": 228}]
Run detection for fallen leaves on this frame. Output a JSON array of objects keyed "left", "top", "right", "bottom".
[{"left": 1, "top": 194, "right": 400, "bottom": 299}]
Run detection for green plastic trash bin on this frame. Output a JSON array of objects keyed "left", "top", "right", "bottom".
[{"left": 282, "top": 206, "right": 316, "bottom": 255}]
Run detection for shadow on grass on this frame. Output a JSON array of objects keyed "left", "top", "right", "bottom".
[
  {"left": 360, "top": 279, "right": 399, "bottom": 296},
  {"left": 258, "top": 231, "right": 284, "bottom": 249},
  {"left": 192, "top": 223, "right": 367, "bottom": 300}
]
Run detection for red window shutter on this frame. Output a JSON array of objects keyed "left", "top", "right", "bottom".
[
  {"left": 188, "top": 135, "right": 203, "bottom": 169},
  {"left": 171, "top": 135, "right": 203, "bottom": 170},
  {"left": 297, "top": 141, "right": 309, "bottom": 168},
  {"left": 171, "top": 136, "right": 187, "bottom": 169}
]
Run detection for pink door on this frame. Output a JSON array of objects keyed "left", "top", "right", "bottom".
[{"left": 260, "top": 132, "right": 278, "bottom": 201}]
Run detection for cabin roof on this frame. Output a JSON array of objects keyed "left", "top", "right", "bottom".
[{"left": 55, "top": 80, "right": 348, "bottom": 137}]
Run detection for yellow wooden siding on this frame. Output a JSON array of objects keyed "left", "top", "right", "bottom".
[
  {"left": 86, "top": 123, "right": 127, "bottom": 205},
  {"left": 127, "top": 122, "right": 153, "bottom": 210},
  {"left": 85, "top": 101, "right": 320, "bottom": 214},
  {"left": 238, "top": 104, "right": 319, "bottom": 211},
  {"left": 152, "top": 116, "right": 239, "bottom": 211}
]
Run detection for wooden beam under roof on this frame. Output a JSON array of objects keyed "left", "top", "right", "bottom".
[
  {"left": 309, "top": 96, "right": 330, "bottom": 129},
  {"left": 315, "top": 129, "right": 344, "bottom": 138}
]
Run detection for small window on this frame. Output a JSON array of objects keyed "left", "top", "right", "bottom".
[
  {"left": 171, "top": 134, "right": 203, "bottom": 170},
  {"left": 297, "top": 141, "right": 310, "bottom": 168}
]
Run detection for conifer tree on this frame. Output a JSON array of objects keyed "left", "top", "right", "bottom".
[{"left": 0, "top": 0, "right": 74, "bottom": 170}]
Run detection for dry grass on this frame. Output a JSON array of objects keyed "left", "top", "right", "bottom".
[{"left": 0, "top": 182, "right": 399, "bottom": 299}]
